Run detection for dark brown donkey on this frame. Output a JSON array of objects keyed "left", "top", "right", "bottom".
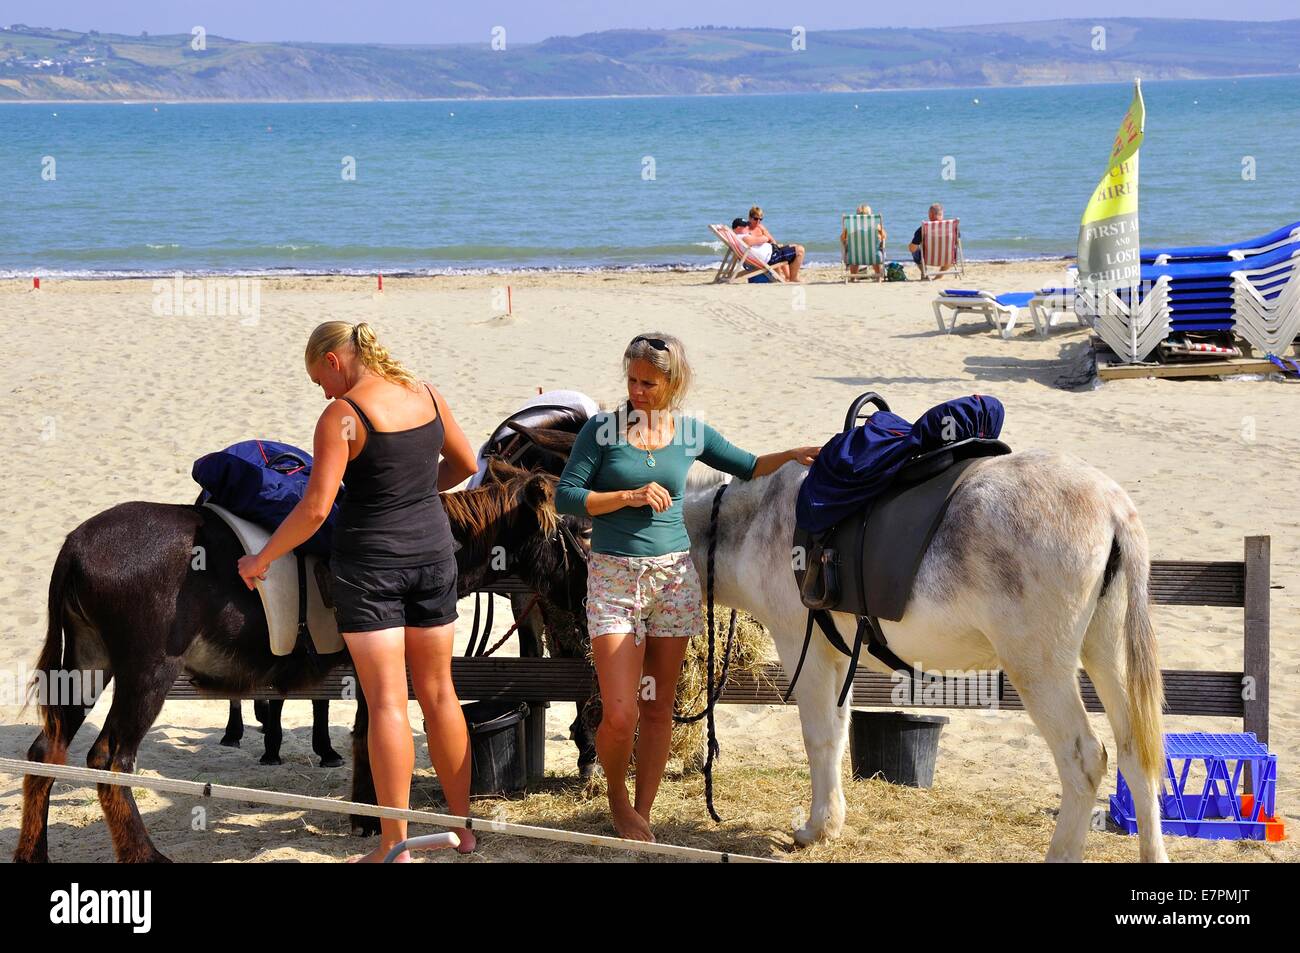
[
  {"left": 225, "top": 412, "right": 595, "bottom": 773},
  {"left": 13, "top": 462, "right": 586, "bottom": 863}
]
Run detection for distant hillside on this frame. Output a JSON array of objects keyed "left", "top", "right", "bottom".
[{"left": 2, "top": 19, "right": 1298, "bottom": 101}]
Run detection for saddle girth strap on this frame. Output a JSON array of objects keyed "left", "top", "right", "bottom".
[
  {"left": 294, "top": 551, "right": 317, "bottom": 657},
  {"left": 787, "top": 609, "right": 916, "bottom": 707}
]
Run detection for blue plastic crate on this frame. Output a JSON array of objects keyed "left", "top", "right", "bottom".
[{"left": 1109, "top": 732, "right": 1284, "bottom": 841}]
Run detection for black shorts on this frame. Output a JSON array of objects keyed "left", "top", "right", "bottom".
[
  {"left": 330, "top": 552, "right": 459, "bottom": 633},
  {"left": 769, "top": 244, "right": 798, "bottom": 264}
]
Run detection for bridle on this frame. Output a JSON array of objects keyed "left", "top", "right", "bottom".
[{"left": 466, "top": 508, "right": 590, "bottom": 658}]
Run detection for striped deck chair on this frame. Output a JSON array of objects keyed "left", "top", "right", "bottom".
[
  {"left": 708, "top": 224, "right": 785, "bottom": 284},
  {"left": 841, "top": 213, "right": 885, "bottom": 282},
  {"left": 920, "top": 218, "right": 963, "bottom": 279}
]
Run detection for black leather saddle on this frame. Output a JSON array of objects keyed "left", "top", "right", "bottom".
[{"left": 786, "top": 392, "right": 1011, "bottom": 706}]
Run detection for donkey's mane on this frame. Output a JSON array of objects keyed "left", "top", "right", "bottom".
[
  {"left": 440, "top": 463, "right": 559, "bottom": 566},
  {"left": 441, "top": 468, "right": 531, "bottom": 538}
]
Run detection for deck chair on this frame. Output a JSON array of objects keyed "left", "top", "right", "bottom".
[
  {"left": 933, "top": 289, "right": 1035, "bottom": 338},
  {"left": 709, "top": 224, "right": 786, "bottom": 284},
  {"left": 920, "top": 218, "right": 963, "bottom": 279},
  {"left": 842, "top": 213, "right": 885, "bottom": 282}
]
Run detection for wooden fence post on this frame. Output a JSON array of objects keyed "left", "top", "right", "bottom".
[{"left": 1242, "top": 535, "right": 1270, "bottom": 745}]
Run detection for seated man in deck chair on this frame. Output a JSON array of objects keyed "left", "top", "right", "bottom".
[
  {"left": 908, "top": 203, "right": 960, "bottom": 279},
  {"left": 733, "top": 217, "right": 791, "bottom": 282},
  {"left": 745, "top": 205, "right": 805, "bottom": 282}
]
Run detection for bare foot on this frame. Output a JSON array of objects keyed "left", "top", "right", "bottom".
[
  {"left": 347, "top": 844, "right": 408, "bottom": 863},
  {"left": 610, "top": 800, "right": 653, "bottom": 842},
  {"left": 455, "top": 828, "right": 477, "bottom": 854}
]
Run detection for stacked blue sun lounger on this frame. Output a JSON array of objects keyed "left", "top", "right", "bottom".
[
  {"left": 1141, "top": 221, "right": 1300, "bottom": 265},
  {"left": 1142, "top": 241, "right": 1300, "bottom": 346},
  {"left": 1082, "top": 227, "right": 1300, "bottom": 363}
]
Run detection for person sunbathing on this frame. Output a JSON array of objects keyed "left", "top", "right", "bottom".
[
  {"left": 744, "top": 205, "right": 804, "bottom": 282},
  {"left": 840, "top": 204, "right": 887, "bottom": 279},
  {"left": 732, "top": 216, "right": 790, "bottom": 281}
]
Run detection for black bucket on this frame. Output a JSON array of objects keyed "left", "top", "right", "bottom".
[
  {"left": 849, "top": 710, "right": 948, "bottom": 788},
  {"left": 463, "top": 700, "right": 530, "bottom": 796}
]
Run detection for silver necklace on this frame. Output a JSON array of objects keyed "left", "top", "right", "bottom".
[{"left": 630, "top": 416, "right": 668, "bottom": 468}]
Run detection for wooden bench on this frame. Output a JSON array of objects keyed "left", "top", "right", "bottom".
[{"left": 167, "top": 537, "right": 1272, "bottom": 778}]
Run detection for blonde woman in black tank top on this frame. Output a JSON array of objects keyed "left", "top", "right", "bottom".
[{"left": 236, "top": 320, "right": 479, "bottom": 862}]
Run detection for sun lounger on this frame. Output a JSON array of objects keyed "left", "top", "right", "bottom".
[
  {"left": 1229, "top": 245, "right": 1300, "bottom": 355},
  {"left": 1028, "top": 287, "right": 1086, "bottom": 336},
  {"left": 920, "top": 219, "right": 963, "bottom": 279},
  {"left": 842, "top": 213, "right": 885, "bottom": 282},
  {"left": 934, "top": 287, "right": 1084, "bottom": 339},
  {"left": 933, "top": 289, "right": 1035, "bottom": 338},
  {"left": 1142, "top": 220, "right": 1300, "bottom": 265},
  {"left": 1146, "top": 240, "right": 1300, "bottom": 340},
  {"left": 1076, "top": 278, "right": 1173, "bottom": 364},
  {"left": 1081, "top": 238, "right": 1300, "bottom": 362},
  {"left": 709, "top": 224, "right": 786, "bottom": 284}
]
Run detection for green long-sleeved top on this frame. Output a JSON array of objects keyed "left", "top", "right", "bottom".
[{"left": 555, "top": 409, "right": 758, "bottom": 557}]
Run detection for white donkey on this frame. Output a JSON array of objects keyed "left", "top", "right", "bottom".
[{"left": 680, "top": 450, "right": 1168, "bottom": 863}]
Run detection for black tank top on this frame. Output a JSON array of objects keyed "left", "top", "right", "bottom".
[{"left": 332, "top": 383, "right": 456, "bottom": 567}]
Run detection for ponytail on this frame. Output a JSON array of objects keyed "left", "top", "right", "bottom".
[
  {"left": 351, "top": 322, "right": 419, "bottom": 388},
  {"left": 304, "top": 320, "right": 419, "bottom": 388}
]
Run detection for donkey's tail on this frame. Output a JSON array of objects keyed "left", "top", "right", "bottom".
[
  {"left": 1113, "top": 509, "right": 1165, "bottom": 782},
  {"left": 24, "top": 539, "right": 76, "bottom": 739}
]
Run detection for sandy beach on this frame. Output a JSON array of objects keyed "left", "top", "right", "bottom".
[{"left": 1, "top": 261, "right": 1295, "bottom": 862}]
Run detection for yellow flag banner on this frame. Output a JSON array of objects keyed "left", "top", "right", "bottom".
[{"left": 1077, "top": 80, "right": 1146, "bottom": 289}]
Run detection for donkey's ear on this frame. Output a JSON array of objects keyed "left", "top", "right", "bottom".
[
  {"left": 506, "top": 422, "right": 578, "bottom": 460},
  {"left": 522, "top": 472, "right": 556, "bottom": 509},
  {"left": 522, "top": 474, "right": 559, "bottom": 536},
  {"left": 485, "top": 455, "right": 521, "bottom": 484}
]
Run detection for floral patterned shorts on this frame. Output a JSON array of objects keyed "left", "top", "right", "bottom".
[{"left": 585, "top": 550, "right": 704, "bottom": 646}]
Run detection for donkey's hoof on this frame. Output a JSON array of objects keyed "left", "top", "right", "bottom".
[
  {"left": 218, "top": 734, "right": 241, "bottom": 748},
  {"left": 11, "top": 849, "right": 49, "bottom": 864},
  {"left": 793, "top": 820, "right": 831, "bottom": 847},
  {"left": 350, "top": 814, "right": 381, "bottom": 837},
  {"left": 258, "top": 753, "right": 283, "bottom": 766},
  {"left": 792, "top": 826, "right": 818, "bottom": 847},
  {"left": 317, "top": 750, "right": 344, "bottom": 768}
]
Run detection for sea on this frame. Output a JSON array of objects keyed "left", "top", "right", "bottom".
[{"left": 2, "top": 75, "right": 1298, "bottom": 277}]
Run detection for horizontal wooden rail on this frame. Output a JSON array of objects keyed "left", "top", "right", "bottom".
[
  {"left": 166, "top": 539, "right": 1269, "bottom": 735},
  {"left": 169, "top": 658, "right": 1245, "bottom": 717}
]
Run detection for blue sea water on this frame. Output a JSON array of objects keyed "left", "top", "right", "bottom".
[{"left": 1, "top": 76, "right": 1298, "bottom": 276}]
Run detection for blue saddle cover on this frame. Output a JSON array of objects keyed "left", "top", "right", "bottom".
[
  {"left": 192, "top": 439, "right": 343, "bottom": 557},
  {"left": 796, "top": 395, "right": 1004, "bottom": 535}
]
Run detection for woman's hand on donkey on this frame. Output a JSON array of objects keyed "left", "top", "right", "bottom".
[{"left": 237, "top": 552, "right": 271, "bottom": 590}]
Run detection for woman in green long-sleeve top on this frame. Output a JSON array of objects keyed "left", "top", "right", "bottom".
[{"left": 555, "top": 333, "right": 820, "bottom": 842}]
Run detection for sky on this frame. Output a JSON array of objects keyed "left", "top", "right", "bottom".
[{"left": 3, "top": 0, "right": 1297, "bottom": 44}]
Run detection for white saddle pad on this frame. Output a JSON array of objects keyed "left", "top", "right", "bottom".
[{"left": 203, "top": 503, "right": 344, "bottom": 657}]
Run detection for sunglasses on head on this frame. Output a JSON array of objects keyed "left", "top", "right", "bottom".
[{"left": 632, "top": 336, "right": 669, "bottom": 351}]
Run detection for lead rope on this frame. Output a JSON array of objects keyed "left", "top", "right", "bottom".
[{"left": 672, "top": 482, "right": 735, "bottom": 823}]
